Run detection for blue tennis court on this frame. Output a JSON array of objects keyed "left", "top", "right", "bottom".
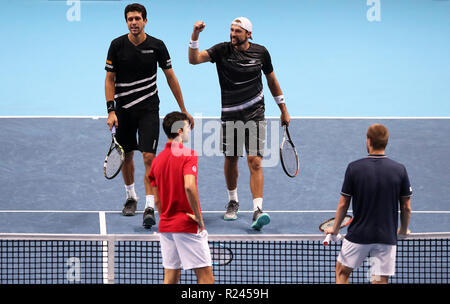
[
  {"left": 0, "top": 117, "right": 449, "bottom": 284},
  {"left": 0, "top": 117, "right": 449, "bottom": 235}
]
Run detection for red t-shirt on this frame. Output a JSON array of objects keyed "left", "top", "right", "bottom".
[{"left": 148, "top": 142, "right": 200, "bottom": 233}]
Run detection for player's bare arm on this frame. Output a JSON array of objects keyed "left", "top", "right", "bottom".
[
  {"left": 325, "top": 195, "right": 351, "bottom": 235},
  {"left": 184, "top": 174, "right": 205, "bottom": 231},
  {"left": 188, "top": 21, "right": 211, "bottom": 65},
  {"left": 398, "top": 196, "right": 412, "bottom": 235},
  {"left": 151, "top": 185, "right": 162, "bottom": 215},
  {"left": 162, "top": 68, "right": 194, "bottom": 128},
  {"left": 105, "top": 71, "right": 118, "bottom": 130},
  {"left": 265, "top": 71, "right": 291, "bottom": 126}
]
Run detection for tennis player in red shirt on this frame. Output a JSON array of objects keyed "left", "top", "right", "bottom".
[{"left": 149, "top": 111, "right": 214, "bottom": 284}]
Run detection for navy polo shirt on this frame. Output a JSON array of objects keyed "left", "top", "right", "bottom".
[{"left": 341, "top": 155, "right": 412, "bottom": 245}]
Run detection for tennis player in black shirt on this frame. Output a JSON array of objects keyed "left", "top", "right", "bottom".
[
  {"left": 188, "top": 17, "right": 291, "bottom": 230},
  {"left": 105, "top": 3, "right": 193, "bottom": 228}
]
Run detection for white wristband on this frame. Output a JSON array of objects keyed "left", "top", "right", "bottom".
[
  {"left": 274, "top": 95, "right": 285, "bottom": 105},
  {"left": 189, "top": 39, "right": 199, "bottom": 49}
]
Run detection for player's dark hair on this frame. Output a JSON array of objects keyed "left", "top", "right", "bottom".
[
  {"left": 124, "top": 3, "right": 147, "bottom": 21},
  {"left": 163, "top": 112, "right": 189, "bottom": 139},
  {"left": 367, "top": 123, "right": 389, "bottom": 150}
]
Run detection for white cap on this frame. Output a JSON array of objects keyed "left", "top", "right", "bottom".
[{"left": 231, "top": 17, "right": 253, "bottom": 39}]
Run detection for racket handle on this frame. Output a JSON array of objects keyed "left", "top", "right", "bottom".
[
  {"left": 323, "top": 233, "right": 343, "bottom": 246},
  {"left": 111, "top": 125, "right": 116, "bottom": 135},
  {"left": 323, "top": 234, "right": 332, "bottom": 246}
]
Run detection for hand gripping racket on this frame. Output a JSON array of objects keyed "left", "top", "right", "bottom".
[
  {"left": 319, "top": 215, "right": 353, "bottom": 246},
  {"left": 104, "top": 125, "right": 125, "bottom": 179},
  {"left": 280, "top": 125, "right": 299, "bottom": 178}
]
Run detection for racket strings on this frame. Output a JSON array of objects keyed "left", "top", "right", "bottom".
[
  {"left": 319, "top": 215, "right": 353, "bottom": 231},
  {"left": 105, "top": 147, "right": 123, "bottom": 178},
  {"left": 211, "top": 245, "right": 232, "bottom": 265},
  {"left": 281, "top": 140, "right": 298, "bottom": 176}
]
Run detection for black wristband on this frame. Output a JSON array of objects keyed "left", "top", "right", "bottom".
[{"left": 107, "top": 100, "right": 115, "bottom": 113}]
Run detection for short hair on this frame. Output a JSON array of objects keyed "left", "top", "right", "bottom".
[
  {"left": 367, "top": 123, "right": 389, "bottom": 150},
  {"left": 124, "top": 3, "right": 147, "bottom": 21},
  {"left": 163, "top": 112, "right": 188, "bottom": 139}
]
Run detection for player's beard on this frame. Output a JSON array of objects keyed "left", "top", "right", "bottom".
[{"left": 230, "top": 35, "right": 247, "bottom": 47}]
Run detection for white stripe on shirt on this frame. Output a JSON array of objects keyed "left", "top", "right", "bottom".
[
  {"left": 221, "top": 91, "right": 264, "bottom": 113},
  {"left": 121, "top": 88, "right": 158, "bottom": 109},
  {"left": 115, "top": 74, "right": 156, "bottom": 88},
  {"left": 114, "top": 80, "right": 156, "bottom": 98},
  {"left": 232, "top": 76, "right": 259, "bottom": 85}
]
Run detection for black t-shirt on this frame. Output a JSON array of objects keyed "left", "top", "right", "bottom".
[
  {"left": 341, "top": 155, "right": 413, "bottom": 245},
  {"left": 207, "top": 42, "right": 274, "bottom": 122},
  {"left": 105, "top": 34, "right": 172, "bottom": 111}
]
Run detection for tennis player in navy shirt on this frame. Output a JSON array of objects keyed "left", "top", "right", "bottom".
[{"left": 325, "top": 123, "right": 412, "bottom": 284}]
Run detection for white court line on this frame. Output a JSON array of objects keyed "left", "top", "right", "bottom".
[
  {"left": 0, "top": 209, "right": 338, "bottom": 213},
  {"left": 99, "top": 211, "right": 107, "bottom": 235},
  {"left": 1, "top": 209, "right": 450, "bottom": 214},
  {"left": 0, "top": 116, "right": 449, "bottom": 120},
  {"left": 0, "top": 116, "right": 104, "bottom": 119}
]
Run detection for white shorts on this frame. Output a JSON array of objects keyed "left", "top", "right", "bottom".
[
  {"left": 159, "top": 230, "right": 212, "bottom": 270},
  {"left": 337, "top": 239, "right": 397, "bottom": 276}
]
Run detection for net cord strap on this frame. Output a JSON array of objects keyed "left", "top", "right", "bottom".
[{"left": 2, "top": 232, "right": 449, "bottom": 241}]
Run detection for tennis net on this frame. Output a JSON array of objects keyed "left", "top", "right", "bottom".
[{"left": 0, "top": 233, "right": 448, "bottom": 284}]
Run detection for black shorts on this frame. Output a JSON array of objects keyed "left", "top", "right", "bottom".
[
  {"left": 221, "top": 120, "right": 266, "bottom": 157},
  {"left": 115, "top": 109, "right": 159, "bottom": 154}
]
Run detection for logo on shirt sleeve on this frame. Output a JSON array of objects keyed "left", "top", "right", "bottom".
[
  {"left": 192, "top": 165, "right": 197, "bottom": 173},
  {"left": 105, "top": 60, "right": 114, "bottom": 69}
]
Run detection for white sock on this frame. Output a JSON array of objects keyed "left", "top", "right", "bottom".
[
  {"left": 125, "top": 183, "right": 137, "bottom": 200},
  {"left": 227, "top": 188, "right": 238, "bottom": 202},
  {"left": 145, "top": 195, "right": 155, "bottom": 209},
  {"left": 253, "top": 198, "right": 263, "bottom": 211}
]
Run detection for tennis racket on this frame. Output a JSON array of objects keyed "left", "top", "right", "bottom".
[
  {"left": 210, "top": 242, "right": 233, "bottom": 266},
  {"left": 104, "top": 125, "right": 125, "bottom": 179},
  {"left": 319, "top": 215, "right": 353, "bottom": 246},
  {"left": 280, "top": 125, "right": 299, "bottom": 178}
]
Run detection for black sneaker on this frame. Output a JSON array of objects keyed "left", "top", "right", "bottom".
[
  {"left": 143, "top": 207, "right": 156, "bottom": 229},
  {"left": 251, "top": 207, "right": 270, "bottom": 230},
  {"left": 122, "top": 198, "right": 137, "bottom": 216},
  {"left": 224, "top": 200, "right": 239, "bottom": 221}
]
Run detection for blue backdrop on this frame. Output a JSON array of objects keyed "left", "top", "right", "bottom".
[{"left": 0, "top": 0, "right": 449, "bottom": 117}]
